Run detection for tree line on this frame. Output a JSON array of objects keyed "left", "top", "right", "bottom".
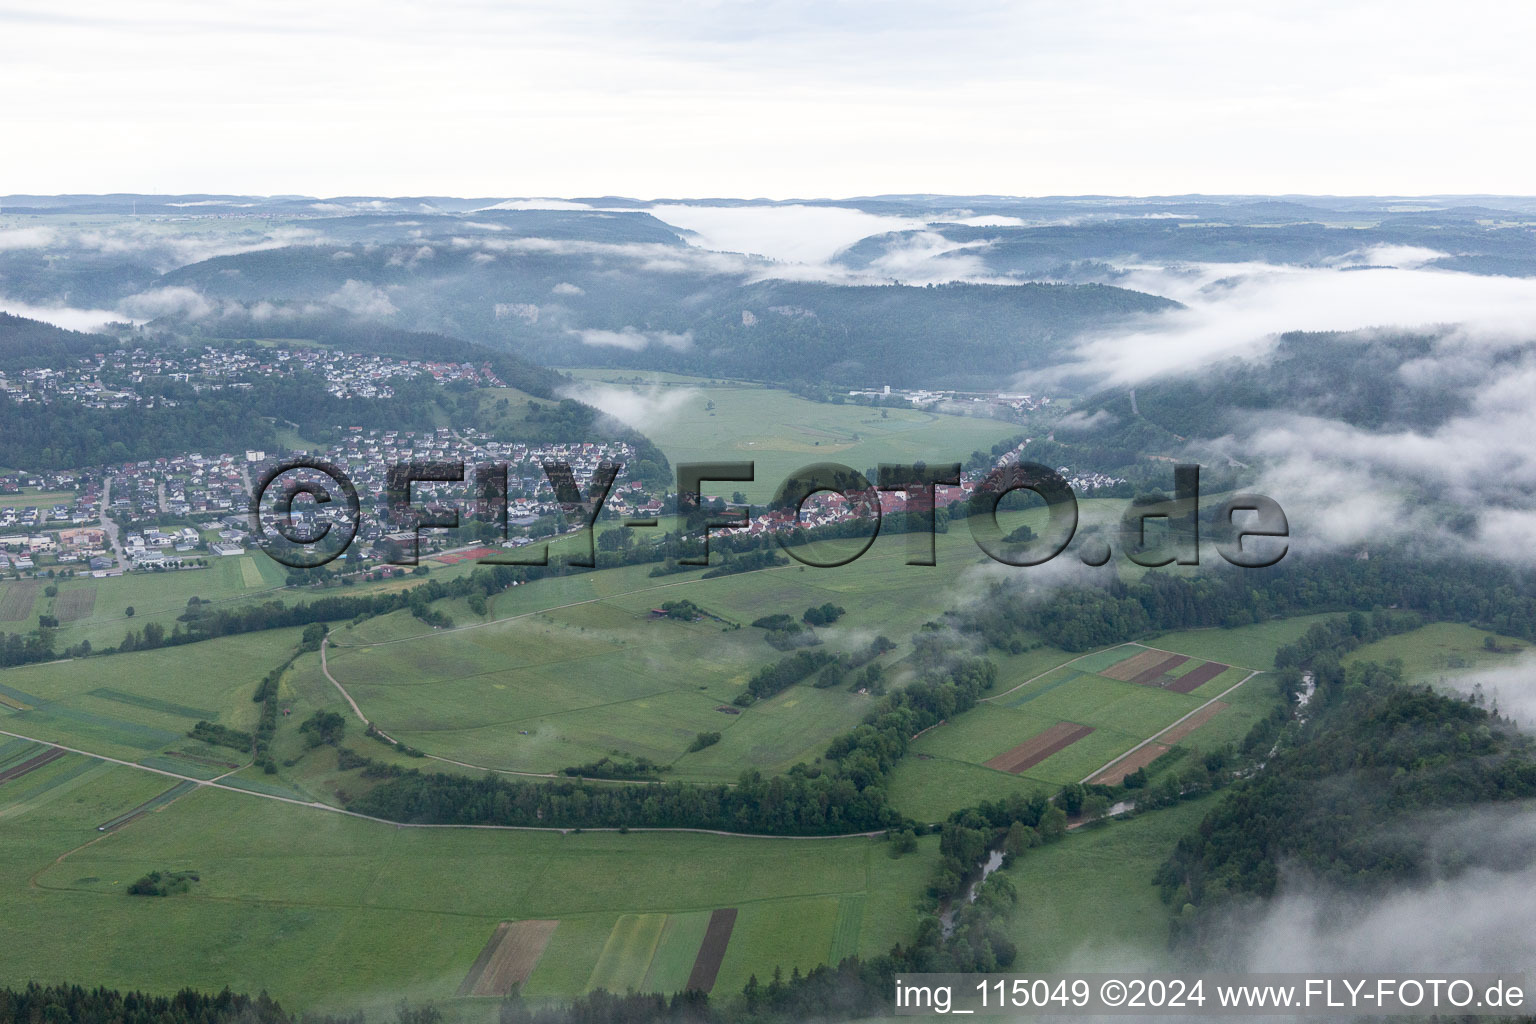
[
  {"left": 1156, "top": 620, "right": 1536, "bottom": 955},
  {"left": 958, "top": 551, "right": 1536, "bottom": 654}
]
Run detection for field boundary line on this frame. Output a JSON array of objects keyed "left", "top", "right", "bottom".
[
  {"left": 1076, "top": 669, "right": 1261, "bottom": 785},
  {"left": 0, "top": 725, "right": 886, "bottom": 840},
  {"left": 982, "top": 643, "right": 1147, "bottom": 704}
]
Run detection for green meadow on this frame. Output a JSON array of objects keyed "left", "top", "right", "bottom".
[
  {"left": 317, "top": 495, "right": 1143, "bottom": 782},
  {"left": 561, "top": 372, "right": 1025, "bottom": 507},
  {"left": 1001, "top": 796, "right": 1218, "bottom": 969},
  {"left": 0, "top": 772, "right": 938, "bottom": 1015},
  {"left": 1142, "top": 614, "right": 1339, "bottom": 670},
  {"left": 1343, "top": 621, "right": 1531, "bottom": 682},
  {"left": 0, "top": 629, "right": 301, "bottom": 763}
]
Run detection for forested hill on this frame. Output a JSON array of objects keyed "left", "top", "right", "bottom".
[
  {"left": 158, "top": 245, "right": 1178, "bottom": 388},
  {"left": 837, "top": 215, "right": 1536, "bottom": 278},
  {"left": 0, "top": 314, "right": 668, "bottom": 476},
  {"left": 0, "top": 313, "right": 115, "bottom": 371},
  {"left": 1062, "top": 329, "right": 1471, "bottom": 445},
  {"left": 194, "top": 316, "right": 571, "bottom": 402},
  {"left": 1157, "top": 659, "right": 1536, "bottom": 956},
  {"left": 642, "top": 280, "right": 1178, "bottom": 387}
]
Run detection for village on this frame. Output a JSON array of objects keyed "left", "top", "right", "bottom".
[
  {"left": 0, "top": 343, "right": 505, "bottom": 407},
  {"left": 1, "top": 424, "right": 1126, "bottom": 581}
]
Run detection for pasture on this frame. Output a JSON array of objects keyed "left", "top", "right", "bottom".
[
  {"left": 318, "top": 497, "right": 1140, "bottom": 782},
  {"left": 562, "top": 371, "right": 1025, "bottom": 508},
  {"left": 1343, "top": 621, "right": 1531, "bottom": 682},
  {"left": 0, "top": 769, "right": 938, "bottom": 1015},
  {"left": 1000, "top": 795, "right": 1217, "bottom": 968},
  {"left": 0, "top": 628, "right": 299, "bottom": 761}
]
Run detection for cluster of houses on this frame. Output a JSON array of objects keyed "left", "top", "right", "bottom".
[
  {"left": 266, "top": 429, "right": 643, "bottom": 553},
  {"left": 717, "top": 441, "right": 1125, "bottom": 540},
  {"left": 0, "top": 344, "right": 506, "bottom": 407},
  {"left": 844, "top": 384, "right": 1051, "bottom": 413},
  {"left": 0, "top": 421, "right": 654, "bottom": 580},
  {"left": 2, "top": 420, "right": 1135, "bottom": 580}
]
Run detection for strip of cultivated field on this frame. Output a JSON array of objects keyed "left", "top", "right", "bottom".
[
  {"left": 1089, "top": 743, "right": 1169, "bottom": 785},
  {"left": 586, "top": 913, "right": 667, "bottom": 993},
  {"left": 1165, "top": 660, "right": 1231, "bottom": 693},
  {"left": 458, "top": 919, "right": 560, "bottom": 997},
  {"left": 0, "top": 583, "right": 39, "bottom": 623},
  {"left": 53, "top": 587, "right": 97, "bottom": 622},
  {"left": 1157, "top": 700, "right": 1229, "bottom": 744},
  {"left": 95, "top": 779, "right": 197, "bottom": 831},
  {"left": 1098, "top": 648, "right": 1171, "bottom": 681},
  {"left": 984, "top": 723, "right": 1095, "bottom": 774},
  {"left": 1127, "top": 653, "right": 1189, "bottom": 685},
  {"left": 0, "top": 746, "right": 64, "bottom": 784},
  {"left": 686, "top": 908, "right": 739, "bottom": 993}
]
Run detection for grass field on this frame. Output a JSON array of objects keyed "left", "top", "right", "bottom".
[
  {"left": 0, "top": 629, "right": 297, "bottom": 761},
  {"left": 889, "top": 640, "right": 1279, "bottom": 817},
  {"left": 1142, "top": 614, "right": 1339, "bottom": 670},
  {"left": 563, "top": 372, "right": 1025, "bottom": 509},
  {"left": 28, "top": 556, "right": 291, "bottom": 652},
  {"left": 887, "top": 756, "right": 1051, "bottom": 823},
  {"left": 0, "top": 769, "right": 939, "bottom": 1015},
  {"left": 317, "top": 497, "right": 1137, "bottom": 782},
  {"left": 1001, "top": 796, "right": 1217, "bottom": 969},
  {"left": 0, "top": 489, "right": 74, "bottom": 510},
  {"left": 1344, "top": 621, "right": 1531, "bottom": 682}
]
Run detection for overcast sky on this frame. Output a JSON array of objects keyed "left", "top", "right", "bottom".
[{"left": 3, "top": 0, "right": 1533, "bottom": 198}]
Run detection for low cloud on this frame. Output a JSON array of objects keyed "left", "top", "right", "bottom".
[
  {"left": 571, "top": 326, "right": 692, "bottom": 351},
  {"left": 0, "top": 298, "right": 127, "bottom": 332},
  {"left": 0, "top": 226, "right": 57, "bottom": 250},
  {"left": 475, "top": 199, "right": 597, "bottom": 211},
  {"left": 1230, "top": 348, "right": 1536, "bottom": 563},
  {"left": 1208, "top": 807, "right": 1536, "bottom": 975},
  {"left": 327, "top": 280, "right": 397, "bottom": 318},
  {"left": 559, "top": 381, "right": 699, "bottom": 433},
  {"left": 70, "top": 223, "right": 323, "bottom": 273},
  {"left": 649, "top": 203, "right": 927, "bottom": 264},
  {"left": 1440, "top": 652, "right": 1536, "bottom": 730},
  {"left": 118, "top": 286, "right": 217, "bottom": 321},
  {"left": 861, "top": 231, "right": 1000, "bottom": 284},
  {"left": 1031, "top": 258, "right": 1536, "bottom": 568},
  {"left": 1053, "top": 408, "right": 1119, "bottom": 433},
  {"left": 1057, "top": 805, "right": 1536, "bottom": 981},
  {"left": 1054, "top": 260, "right": 1536, "bottom": 387}
]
